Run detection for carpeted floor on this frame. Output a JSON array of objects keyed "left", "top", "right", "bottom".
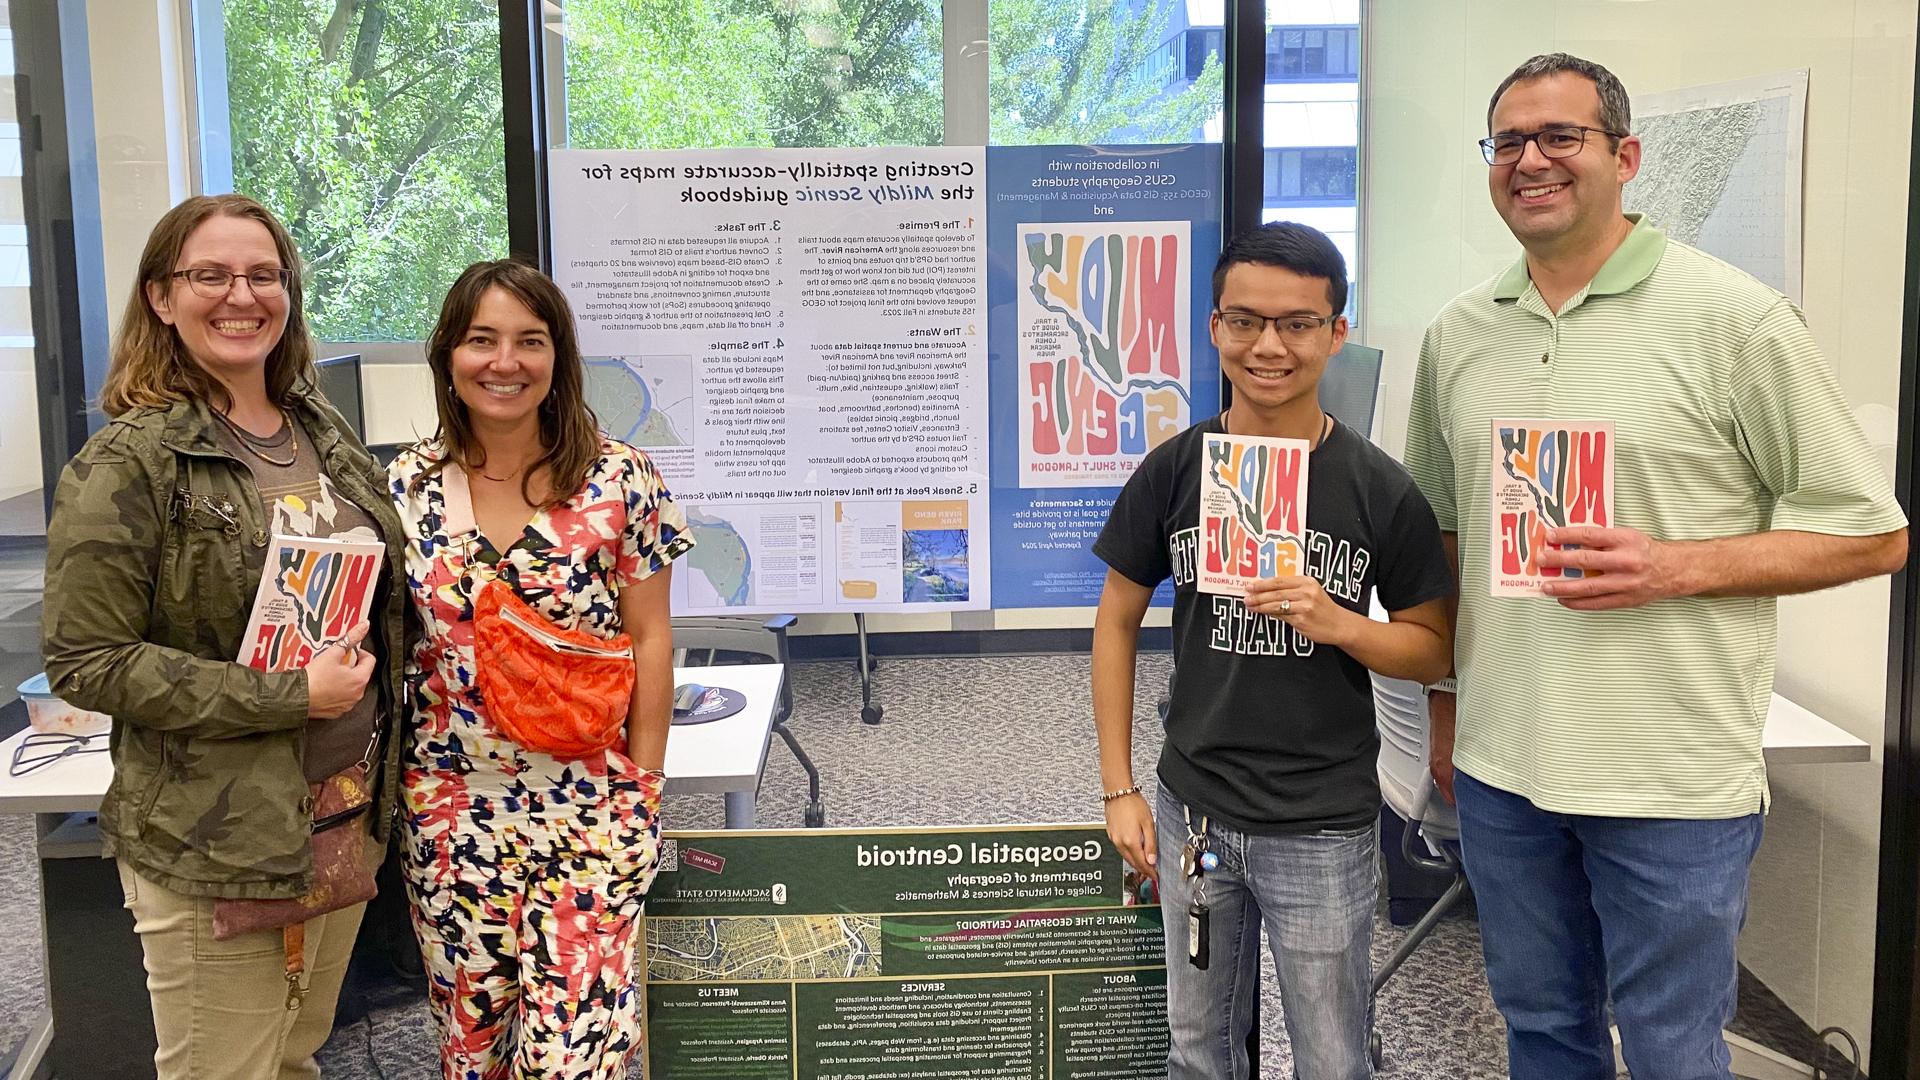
[
  {"left": 0, "top": 651, "right": 1830, "bottom": 1078},
  {"left": 306, "top": 653, "right": 1515, "bottom": 1079}
]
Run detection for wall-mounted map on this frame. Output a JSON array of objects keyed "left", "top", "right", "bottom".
[{"left": 1626, "top": 71, "right": 1807, "bottom": 303}]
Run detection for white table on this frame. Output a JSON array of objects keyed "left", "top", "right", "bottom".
[
  {"left": 1761, "top": 692, "right": 1870, "bottom": 764},
  {"left": 0, "top": 661, "right": 786, "bottom": 824},
  {"left": 664, "top": 662, "right": 785, "bottom": 828},
  {"left": 0, "top": 661, "right": 784, "bottom": 1080}
]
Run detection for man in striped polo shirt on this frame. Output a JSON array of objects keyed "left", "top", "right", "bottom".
[{"left": 1404, "top": 53, "right": 1907, "bottom": 1080}]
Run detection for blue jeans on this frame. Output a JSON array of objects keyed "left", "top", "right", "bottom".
[
  {"left": 1454, "top": 770, "right": 1764, "bottom": 1080},
  {"left": 1156, "top": 786, "right": 1376, "bottom": 1080}
]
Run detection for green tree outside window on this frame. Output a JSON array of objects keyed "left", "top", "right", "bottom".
[{"left": 224, "top": 0, "right": 1219, "bottom": 342}]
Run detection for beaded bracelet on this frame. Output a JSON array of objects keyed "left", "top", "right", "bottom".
[{"left": 1100, "top": 784, "right": 1141, "bottom": 803}]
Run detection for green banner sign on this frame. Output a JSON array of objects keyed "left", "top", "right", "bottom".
[{"left": 643, "top": 824, "right": 1168, "bottom": 1079}]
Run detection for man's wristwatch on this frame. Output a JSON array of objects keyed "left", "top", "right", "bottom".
[{"left": 1423, "top": 677, "right": 1458, "bottom": 696}]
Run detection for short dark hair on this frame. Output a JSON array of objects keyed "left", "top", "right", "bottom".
[
  {"left": 1211, "top": 221, "right": 1348, "bottom": 317},
  {"left": 1487, "top": 53, "right": 1631, "bottom": 140}
]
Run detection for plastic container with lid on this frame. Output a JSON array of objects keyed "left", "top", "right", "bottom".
[{"left": 15, "top": 674, "right": 112, "bottom": 736}]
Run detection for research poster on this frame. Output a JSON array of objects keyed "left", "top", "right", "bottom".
[
  {"left": 550, "top": 147, "right": 991, "bottom": 614},
  {"left": 986, "top": 145, "right": 1223, "bottom": 608},
  {"left": 641, "top": 825, "right": 1167, "bottom": 1080}
]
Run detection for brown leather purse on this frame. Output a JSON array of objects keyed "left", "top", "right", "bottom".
[{"left": 210, "top": 740, "right": 379, "bottom": 1007}]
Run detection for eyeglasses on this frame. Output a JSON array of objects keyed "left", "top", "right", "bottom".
[
  {"left": 171, "top": 266, "right": 293, "bottom": 299},
  {"left": 1479, "top": 126, "right": 1624, "bottom": 166},
  {"left": 1214, "top": 310, "right": 1336, "bottom": 346},
  {"left": 9, "top": 731, "right": 107, "bottom": 777}
]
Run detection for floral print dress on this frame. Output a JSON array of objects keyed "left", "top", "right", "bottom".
[{"left": 390, "top": 438, "right": 692, "bottom": 1080}]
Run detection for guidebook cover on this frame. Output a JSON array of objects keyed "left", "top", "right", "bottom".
[
  {"left": 1489, "top": 419, "right": 1614, "bottom": 596},
  {"left": 239, "top": 535, "right": 385, "bottom": 671},
  {"left": 1197, "top": 432, "right": 1311, "bottom": 595}
]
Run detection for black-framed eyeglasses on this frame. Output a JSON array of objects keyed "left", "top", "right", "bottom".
[
  {"left": 1479, "top": 126, "right": 1624, "bottom": 166},
  {"left": 9, "top": 731, "right": 107, "bottom": 777},
  {"left": 1213, "top": 310, "right": 1336, "bottom": 346},
  {"left": 170, "top": 266, "right": 294, "bottom": 299}
]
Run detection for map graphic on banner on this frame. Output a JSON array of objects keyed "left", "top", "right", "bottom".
[
  {"left": 1626, "top": 71, "right": 1806, "bottom": 302},
  {"left": 550, "top": 145, "right": 990, "bottom": 615},
  {"left": 641, "top": 825, "right": 1167, "bottom": 1079},
  {"left": 987, "top": 145, "right": 1223, "bottom": 608},
  {"left": 1016, "top": 220, "right": 1191, "bottom": 487}
]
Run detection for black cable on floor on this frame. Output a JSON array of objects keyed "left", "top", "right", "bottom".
[{"left": 362, "top": 1009, "right": 390, "bottom": 1080}]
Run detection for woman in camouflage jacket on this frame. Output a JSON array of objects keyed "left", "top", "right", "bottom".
[{"left": 39, "top": 194, "right": 407, "bottom": 1080}]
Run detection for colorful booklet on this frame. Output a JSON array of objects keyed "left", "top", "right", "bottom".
[
  {"left": 1197, "top": 432, "right": 1311, "bottom": 595},
  {"left": 239, "top": 535, "right": 386, "bottom": 671},
  {"left": 1489, "top": 419, "right": 1614, "bottom": 596}
]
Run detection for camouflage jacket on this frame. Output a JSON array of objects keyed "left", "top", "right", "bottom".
[{"left": 40, "top": 386, "right": 408, "bottom": 900}]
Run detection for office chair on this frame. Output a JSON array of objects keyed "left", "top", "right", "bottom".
[
  {"left": 1369, "top": 671, "right": 1470, "bottom": 1070},
  {"left": 671, "top": 615, "right": 826, "bottom": 827}
]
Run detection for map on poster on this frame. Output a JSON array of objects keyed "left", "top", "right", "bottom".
[
  {"left": 1626, "top": 71, "right": 1806, "bottom": 302},
  {"left": 683, "top": 502, "right": 824, "bottom": 611},
  {"left": 550, "top": 145, "right": 990, "bottom": 615},
  {"left": 583, "top": 355, "right": 694, "bottom": 447}
]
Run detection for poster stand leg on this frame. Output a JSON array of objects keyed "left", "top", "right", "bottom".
[{"left": 856, "top": 613, "right": 883, "bottom": 725}]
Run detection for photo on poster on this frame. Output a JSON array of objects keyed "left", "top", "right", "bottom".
[
  {"left": 680, "top": 502, "right": 824, "bottom": 612},
  {"left": 835, "top": 501, "right": 905, "bottom": 606},
  {"left": 1016, "top": 220, "right": 1192, "bottom": 488},
  {"left": 1197, "top": 433, "right": 1311, "bottom": 596},
  {"left": 901, "top": 501, "right": 970, "bottom": 603},
  {"left": 1489, "top": 419, "right": 1615, "bottom": 597}
]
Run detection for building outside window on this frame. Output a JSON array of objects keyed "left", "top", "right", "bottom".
[{"left": 1142, "top": 0, "right": 1361, "bottom": 319}]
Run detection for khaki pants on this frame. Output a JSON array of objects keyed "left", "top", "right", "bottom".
[{"left": 118, "top": 854, "right": 370, "bottom": 1080}]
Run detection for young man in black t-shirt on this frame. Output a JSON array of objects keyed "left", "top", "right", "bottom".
[{"left": 1091, "top": 223, "right": 1454, "bottom": 1080}]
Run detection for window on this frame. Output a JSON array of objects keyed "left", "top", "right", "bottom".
[
  {"left": 1267, "top": 25, "right": 1359, "bottom": 81},
  {"left": 1263, "top": 146, "right": 1358, "bottom": 204},
  {"left": 1184, "top": 28, "right": 1223, "bottom": 84},
  {"left": 212, "top": 0, "right": 510, "bottom": 343},
  {"left": 992, "top": 3, "right": 1221, "bottom": 145},
  {"left": 559, "top": 0, "right": 942, "bottom": 151}
]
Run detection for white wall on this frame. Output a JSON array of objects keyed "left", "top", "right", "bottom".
[
  {"left": 86, "top": 0, "right": 192, "bottom": 340},
  {"left": 0, "top": 27, "right": 37, "bottom": 504},
  {"left": 1364, "top": 0, "right": 1915, "bottom": 1057}
]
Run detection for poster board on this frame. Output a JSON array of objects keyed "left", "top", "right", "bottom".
[
  {"left": 642, "top": 824, "right": 1167, "bottom": 1079},
  {"left": 550, "top": 147, "right": 991, "bottom": 615},
  {"left": 548, "top": 143, "right": 1225, "bottom": 614},
  {"left": 985, "top": 145, "right": 1224, "bottom": 608}
]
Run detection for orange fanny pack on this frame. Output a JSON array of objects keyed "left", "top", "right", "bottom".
[{"left": 472, "top": 579, "right": 634, "bottom": 759}]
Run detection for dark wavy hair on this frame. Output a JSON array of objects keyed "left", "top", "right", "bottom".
[{"left": 419, "top": 259, "right": 601, "bottom": 508}]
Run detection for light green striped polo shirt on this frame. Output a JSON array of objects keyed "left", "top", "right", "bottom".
[{"left": 1404, "top": 214, "right": 1906, "bottom": 819}]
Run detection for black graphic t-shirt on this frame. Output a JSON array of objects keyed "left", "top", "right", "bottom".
[{"left": 1094, "top": 414, "right": 1453, "bottom": 833}]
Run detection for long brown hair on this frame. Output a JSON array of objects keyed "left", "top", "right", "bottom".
[
  {"left": 422, "top": 260, "right": 601, "bottom": 508},
  {"left": 101, "top": 194, "right": 314, "bottom": 417}
]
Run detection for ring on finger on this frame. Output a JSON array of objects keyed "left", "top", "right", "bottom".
[{"left": 1280, "top": 598, "right": 1292, "bottom": 615}]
